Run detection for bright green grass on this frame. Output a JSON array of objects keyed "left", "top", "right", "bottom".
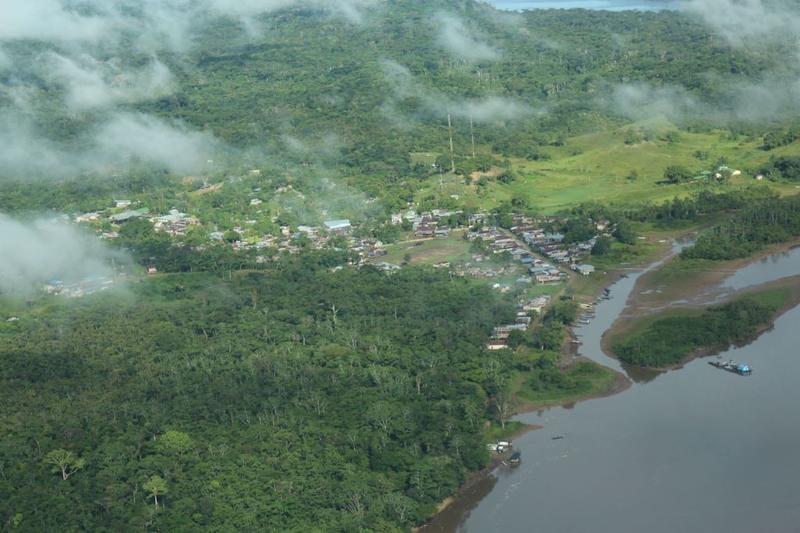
[
  {"left": 415, "top": 128, "right": 800, "bottom": 213},
  {"left": 743, "top": 287, "right": 789, "bottom": 309}
]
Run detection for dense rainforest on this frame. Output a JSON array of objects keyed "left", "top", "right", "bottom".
[
  {"left": 0, "top": 259, "right": 521, "bottom": 531},
  {"left": 2, "top": 0, "right": 797, "bottom": 199},
  {"left": 3, "top": 1, "right": 800, "bottom": 530},
  {"left": 682, "top": 195, "right": 800, "bottom": 260}
]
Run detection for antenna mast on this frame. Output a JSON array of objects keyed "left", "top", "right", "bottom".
[
  {"left": 469, "top": 115, "right": 476, "bottom": 158},
  {"left": 447, "top": 113, "right": 455, "bottom": 174}
]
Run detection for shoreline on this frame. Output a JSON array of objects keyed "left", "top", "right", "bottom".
[
  {"left": 602, "top": 238, "right": 800, "bottom": 368},
  {"left": 604, "top": 274, "right": 800, "bottom": 373},
  {"left": 513, "top": 363, "right": 632, "bottom": 414},
  {"left": 418, "top": 235, "right": 800, "bottom": 532},
  {"left": 418, "top": 237, "right": 680, "bottom": 530},
  {"left": 415, "top": 422, "right": 541, "bottom": 531}
]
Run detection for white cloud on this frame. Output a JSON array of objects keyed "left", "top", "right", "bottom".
[
  {"left": 0, "top": 111, "right": 217, "bottom": 178},
  {"left": 0, "top": 0, "right": 113, "bottom": 44},
  {"left": 0, "top": 214, "right": 124, "bottom": 295},
  {"left": 680, "top": 0, "right": 800, "bottom": 45},
  {"left": 95, "top": 113, "right": 218, "bottom": 174},
  {"left": 204, "top": 0, "right": 377, "bottom": 24},
  {"left": 47, "top": 54, "right": 174, "bottom": 111},
  {"left": 0, "top": 48, "right": 11, "bottom": 70},
  {"left": 380, "top": 59, "right": 532, "bottom": 124},
  {"left": 435, "top": 13, "right": 500, "bottom": 62}
]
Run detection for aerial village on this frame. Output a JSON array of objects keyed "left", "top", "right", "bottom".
[
  {"left": 29, "top": 172, "right": 626, "bottom": 373},
  {"left": 57, "top": 176, "right": 613, "bottom": 344}
]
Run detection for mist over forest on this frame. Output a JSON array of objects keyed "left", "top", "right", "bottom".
[{"left": 2, "top": 1, "right": 800, "bottom": 531}]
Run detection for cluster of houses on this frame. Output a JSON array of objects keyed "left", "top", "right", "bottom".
[
  {"left": 486, "top": 294, "right": 552, "bottom": 350},
  {"left": 452, "top": 253, "right": 521, "bottom": 281},
  {"left": 76, "top": 201, "right": 199, "bottom": 238},
  {"left": 217, "top": 219, "right": 386, "bottom": 261},
  {"left": 467, "top": 225, "right": 568, "bottom": 284},
  {"left": 152, "top": 209, "right": 199, "bottom": 236},
  {"left": 389, "top": 209, "right": 464, "bottom": 238},
  {"left": 43, "top": 275, "right": 120, "bottom": 298},
  {"left": 508, "top": 216, "right": 597, "bottom": 279}
]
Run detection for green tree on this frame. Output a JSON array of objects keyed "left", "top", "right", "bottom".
[
  {"left": 663, "top": 165, "right": 693, "bottom": 184},
  {"left": 592, "top": 236, "right": 612, "bottom": 256},
  {"left": 143, "top": 476, "right": 168, "bottom": 507},
  {"left": 156, "top": 430, "right": 194, "bottom": 456},
  {"left": 44, "top": 449, "right": 86, "bottom": 480},
  {"left": 614, "top": 222, "right": 637, "bottom": 245}
]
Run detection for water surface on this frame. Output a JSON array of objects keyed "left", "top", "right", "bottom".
[{"left": 429, "top": 247, "right": 800, "bottom": 533}]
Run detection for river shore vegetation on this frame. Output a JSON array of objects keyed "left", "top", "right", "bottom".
[
  {"left": 3, "top": 0, "right": 800, "bottom": 530},
  {"left": 612, "top": 289, "right": 787, "bottom": 368}
]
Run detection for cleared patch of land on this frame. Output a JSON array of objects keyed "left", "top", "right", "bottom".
[
  {"left": 415, "top": 126, "right": 800, "bottom": 213},
  {"left": 379, "top": 232, "right": 472, "bottom": 265}
]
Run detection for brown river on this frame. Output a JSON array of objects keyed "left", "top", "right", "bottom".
[{"left": 425, "top": 246, "right": 800, "bottom": 533}]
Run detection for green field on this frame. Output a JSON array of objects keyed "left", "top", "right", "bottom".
[
  {"left": 379, "top": 232, "right": 472, "bottom": 265},
  {"left": 416, "top": 126, "right": 800, "bottom": 213}
]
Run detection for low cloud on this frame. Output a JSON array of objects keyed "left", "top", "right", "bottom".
[
  {"left": 381, "top": 59, "right": 533, "bottom": 125},
  {"left": 95, "top": 113, "right": 218, "bottom": 174},
  {"left": 610, "top": 83, "right": 700, "bottom": 122},
  {"left": 0, "top": 48, "right": 11, "bottom": 70},
  {"left": 609, "top": 78, "right": 800, "bottom": 124},
  {"left": 0, "top": 112, "right": 217, "bottom": 179},
  {"left": 435, "top": 13, "right": 500, "bottom": 62},
  {"left": 611, "top": 0, "right": 800, "bottom": 124},
  {"left": 459, "top": 96, "right": 534, "bottom": 122},
  {"left": 205, "top": 0, "right": 378, "bottom": 24},
  {"left": 0, "top": 214, "right": 126, "bottom": 296},
  {"left": 1, "top": 0, "right": 377, "bottom": 52},
  {"left": 47, "top": 54, "right": 174, "bottom": 111},
  {"left": 680, "top": 0, "right": 800, "bottom": 45},
  {"left": 1, "top": 0, "right": 113, "bottom": 44}
]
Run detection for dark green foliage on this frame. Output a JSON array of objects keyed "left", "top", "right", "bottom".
[
  {"left": 561, "top": 218, "right": 596, "bottom": 244},
  {"left": 761, "top": 128, "right": 800, "bottom": 151},
  {"left": 496, "top": 171, "right": 516, "bottom": 184},
  {"left": 613, "top": 221, "right": 637, "bottom": 245},
  {"left": 0, "top": 262, "right": 519, "bottom": 531},
  {"left": 663, "top": 165, "right": 694, "bottom": 184},
  {"left": 525, "top": 361, "right": 606, "bottom": 395},
  {"left": 682, "top": 195, "right": 800, "bottom": 260},
  {"left": 592, "top": 236, "right": 613, "bottom": 256},
  {"left": 620, "top": 187, "right": 776, "bottom": 225},
  {"left": 757, "top": 156, "right": 800, "bottom": 182},
  {"left": 614, "top": 298, "right": 777, "bottom": 367}
]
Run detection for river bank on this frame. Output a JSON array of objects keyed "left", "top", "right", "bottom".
[
  {"left": 415, "top": 422, "right": 540, "bottom": 532},
  {"left": 606, "top": 276, "right": 800, "bottom": 373},
  {"left": 419, "top": 235, "right": 683, "bottom": 531},
  {"left": 421, "top": 232, "right": 800, "bottom": 533},
  {"left": 602, "top": 239, "right": 800, "bottom": 365}
]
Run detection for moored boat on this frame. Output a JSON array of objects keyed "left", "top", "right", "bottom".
[{"left": 709, "top": 359, "right": 752, "bottom": 375}]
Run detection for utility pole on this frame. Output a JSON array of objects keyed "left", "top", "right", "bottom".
[
  {"left": 469, "top": 115, "right": 476, "bottom": 159},
  {"left": 447, "top": 113, "right": 456, "bottom": 174}
]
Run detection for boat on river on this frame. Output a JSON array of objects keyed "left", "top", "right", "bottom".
[
  {"left": 709, "top": 360, "right": 752, "bottom": 375},
  {"left": 508, "top": 452, "right": 522, "bottom": 465}
]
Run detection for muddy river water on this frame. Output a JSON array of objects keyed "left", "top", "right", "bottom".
[{"left": 426, "top": 246, "right": 800, "bottom": 533}]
